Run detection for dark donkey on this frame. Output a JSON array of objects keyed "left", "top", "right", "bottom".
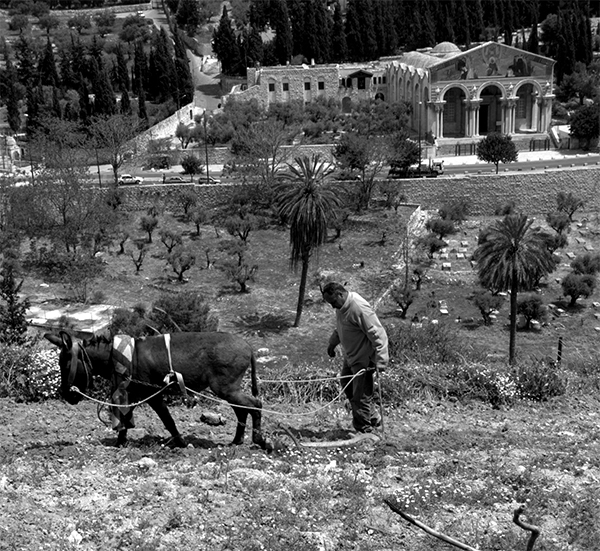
[{"left": 44, "top": 331, "right": 266, "bottom": 449}]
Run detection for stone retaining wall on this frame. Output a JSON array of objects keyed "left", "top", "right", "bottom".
[{"left": 398, "top": 166, "right": 600, "bottom": 216}]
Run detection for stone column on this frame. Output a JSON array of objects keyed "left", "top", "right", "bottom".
[
  {"left": 531, "top": 95, "right": 541, "bottom": 132},
  {"left": 540, "top": 95, "right": 554, "bottom": 132},
  {"left": 433, "top": 102, "right": 445, "bottom": 138},
  {"left": 472, "top": 101, "right": 481, "bottom": 137}
]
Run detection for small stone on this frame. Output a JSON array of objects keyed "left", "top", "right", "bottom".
[{"left": 138, "top": 457, "right": 157, "bottom": 470}]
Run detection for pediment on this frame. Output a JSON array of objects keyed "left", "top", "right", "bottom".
[{"left": 430, "top": 42, "right": 554, "bottom": 83}]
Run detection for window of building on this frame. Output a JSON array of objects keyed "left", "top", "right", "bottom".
[
  {"left": 517, "top": 96, "right": 527, "bottom": 118},
  {"left": 268, "top": 83, "right": 275, "bottom": 92},
  {"left": 282, "top": 82, "right": 289, "bottom": 92},
  {"left": 383, "top": 76, "right": 387, "bottom": 84},
  {"left": 444, "top": 101, "right": 456, "bottom": 122},
  {"left": 318, "top": 81, "right": 325, "bottom": 90},
  {"left": 304, "top": 81, "right": 311, "bottom": 91}
]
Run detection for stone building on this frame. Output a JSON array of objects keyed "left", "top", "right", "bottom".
[
  {"left": 225, "top": 60, "right": 388, "bottom": 112},
  {"left": 384, "top": 41, "right": 556, "bottom": 153},
  {"left": 224, "top": 41, "right": 556, "bottom": 153},
  {"left": 0, "top": 136, "right": 23, "bottom": 172}
]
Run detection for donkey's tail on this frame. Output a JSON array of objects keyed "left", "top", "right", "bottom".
[{"left": 250, "top": 350, "right": 259, "bottom": 397}]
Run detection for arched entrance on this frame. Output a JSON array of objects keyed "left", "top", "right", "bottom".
[
  {"left": 515, "top": 83, "right": 535, "bottom": 132},
  {"left": 442, "top": 87, "right": 466, "bottom": 137},
  {"left": 479, "top": 85, "right": 502, "bottom": 134}
]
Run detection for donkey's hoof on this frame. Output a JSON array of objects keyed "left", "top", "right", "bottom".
[{"left": 165, "top": 436, "right": 187, "bottom": 448}]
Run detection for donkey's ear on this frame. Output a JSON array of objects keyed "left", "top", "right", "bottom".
[
  {"left": 59, "top": 331, "right": 73, "bottom": 350},
  {"left": 44, "top": 333, "right": 63, "bottom": 347}
]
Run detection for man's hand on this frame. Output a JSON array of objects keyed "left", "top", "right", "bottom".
[
  {"left": 368, "top": 364, "right": 386, "bottom": 373},
  {"left": 327, "top": 344, "right": 337, "bottom": 358}
]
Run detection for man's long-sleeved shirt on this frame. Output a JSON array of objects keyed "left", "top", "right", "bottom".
[{"left": 328, "top": 291, "right": 389, "bottom": 369}]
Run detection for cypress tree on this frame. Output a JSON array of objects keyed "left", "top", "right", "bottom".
[
  {"left": 58, "top": 46, "right": 77, "bottom": 90},
  {"left": 5, "top": 59, "right": 21, "bottom": 133},
  {"left": 133, "top": 40, "right": 148, "bottom": 97},
  {"left": 501, "top": 0, "right": 515, "bottom": 46},
  {"left": 138, "top": 84, "right": 148, "bottom": 124},
  {"left": 39, "top": 37, "right": 59, "bottom": 86},
  {"left": 358, "top": 0, "right": 377, "bottom": 60},
  {"left": 25, "top": 85, "right": 43, "bottom": 136},
  {"left": 78, "top": 72, "right": 91, "bottom": 122},
  {"left": 52, "top": 85, "right": 62, "bottom": 118},
  {"left": 149, "top": 28, "right": 176, "bottom": 102},
  {"left": 120, "top": 90, "right": 131, "bottom": 115},
  {"left": 457, "top": 0, "right": 471, "bottom": 48},
  {"left": 575, "top": 1, "right": 592, "bottom": 65},
  {"left": 287, "top": 0, "right": 305, "bottom": 57},
  {"left": 526, "top": 0, "right": 540, "bottom": 54},
  {"left": 271, "top": 0, "right": 293, "bottom": 65},
  {"left": 90, "top": 56, "right": 116, "bottom": 116},
  {"left": 330, "top": 0, "right": 347, "bottom": 63},
  {"left": 345, "top": 0, "right": 364, "bottom": 61},
  {"left": 375, "top": 0, "right": 397, "bottom": 57},
  {"left": 212, "top": 6, "right": 242, "bottom": 74},
  {"left": 469, "top": 0, "right": 485, "bottom": 44},
  {"left": 314, "top": 0, "right": 332, "bottom": 62},
  {"left": 172, "top": 27, "right": 195, "bottom": 106},
  {"left": 115, "top": 43, "right": 130, "bottom": 92},
  {"left": 15, "top": 34, "right": 37, "bottom": 86},
  {"left": 303, "top": 0, "right": 320, "bottom": 63}
]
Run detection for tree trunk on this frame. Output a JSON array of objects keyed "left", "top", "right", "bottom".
[
  {"left": 509, "top": 272, "right": 518, "bottom": 365},
  {"left": 293, "top": 253, "right": 310, "bottom": 327}
]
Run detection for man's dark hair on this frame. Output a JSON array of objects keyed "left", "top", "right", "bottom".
[{"left": 322, "top": 282, "right": 346, "bottom": 295}]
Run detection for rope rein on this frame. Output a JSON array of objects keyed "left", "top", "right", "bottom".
[{"left": 71, "top": 369, "right": 368, "bottom": 418}]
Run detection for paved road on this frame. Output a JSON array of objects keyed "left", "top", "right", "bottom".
[{"left": 441, "top": 150, "right": 600, "bottom": 175}]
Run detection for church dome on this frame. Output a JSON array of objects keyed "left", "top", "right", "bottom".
[{"left": 431, "top": 42, "right": 461, "bottom": 55}]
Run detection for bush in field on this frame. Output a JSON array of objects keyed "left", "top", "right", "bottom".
[
  {"left": 472, "top": 290, "right": 503, "bottom": 326},
  {"left": 561, "top": 272, "right": 596, "bottom": 306},
  {"left": 439, "top": 199, "right": 470, "bottom": 223},
  {"left": 0, "top": 344, "right": 60, "bottom": 402},
  {"left": 571, "top": 252, "right": 600, "bottom": 275},
  {"left": 387, "top": 320, "right": 480, "bottom": 366},
  {"left": 109, "top": 304, "right": 151, "bottom": 338},
  {"left": 150, "top": 291, "right": 218, "bottom": 333},
  {"left": 425, "top": 218, "right": 456, "bottom": 239},
  {"left": 381, "top": 358, "right": 566, "bottom": 409},
  {"left": 513, "top": 358, "right": 568, "bottom": 401},
  {"left": 517, "top": 294, "right": 546, "bottom": 329}
]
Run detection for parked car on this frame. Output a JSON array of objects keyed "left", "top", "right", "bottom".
[
  {"left": 118, "top": 174, "right": 143, "bottom": 185},
  {"left": 197, "top": 176, "right": 221, "bottom": 185},
  {"left": 164, "top": 176, "right": 186, "bottom": 184},
  {"left": 387, "top": 160, "right": 444, "bottom": 179}
]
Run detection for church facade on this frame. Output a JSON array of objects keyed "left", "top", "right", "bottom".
[
  {"left": 385, "top": 41, "right": 555, "bottom": 145},
  {"left": 224, "top": 41, "right": 555, "bottom": 150}
]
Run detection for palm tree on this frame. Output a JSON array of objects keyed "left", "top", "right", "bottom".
[
  {"left": 277, "top": 155, "right": 341, "bottom": 327},
  {"left": 473, "top": 214, "right": 556, "bottom": 364}
]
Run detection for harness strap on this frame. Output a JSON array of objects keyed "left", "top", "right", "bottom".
[{"left": 163, "top": 334, "right": 188, "bottom": 399}]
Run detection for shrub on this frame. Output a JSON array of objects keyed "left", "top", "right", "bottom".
[
  {"left": 517, "top": 294, "right": 546, "bottom": 329},
  {"left": 425, "top": 217, "right": 456, "bottom": 239},
  {"left": 150, "top": 291, "right": 218, "bottom": 333},
  {"left": 513, "top": 358, "right": 568, "bottom": 401},
  {"left": 387, "top": 320, "right": 482, "bottom": 366},
  {"left": 109, "top": 304, "right": 151, "bottom": 338},
  {"left": 0, "top": 344, "right": 60, "bottom": 402},
  {"left": 439, "top": 199, "right": 470, "bottom": 223}
]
